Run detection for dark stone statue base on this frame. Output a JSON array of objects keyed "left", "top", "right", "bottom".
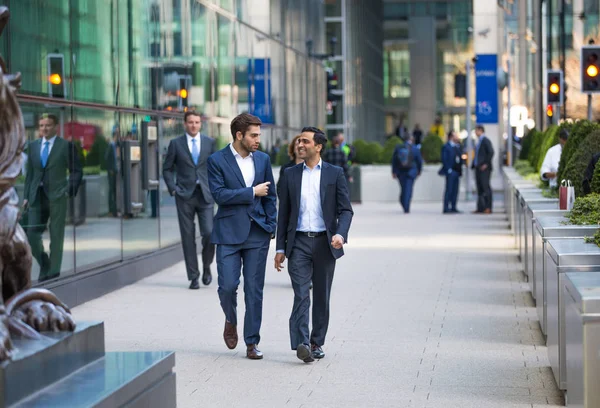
[{"left": 0, "top": 322, "right": 175, "bottom": 408}]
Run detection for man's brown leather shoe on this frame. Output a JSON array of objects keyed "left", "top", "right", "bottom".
[
  {"left": 223, "top": 321, "right": 238, "bottom": 349},
  {"left": 246, "top": 344, "right": 263, "bottom": 360},
  {"left": 483, "top": 208, "right": 492, "bottom": 214}
]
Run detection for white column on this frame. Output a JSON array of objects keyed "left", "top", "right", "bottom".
[{"left": 473, "top": 1, "right": 503, "bottom": 190}]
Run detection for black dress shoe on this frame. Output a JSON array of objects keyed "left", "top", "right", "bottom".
[
  {"left": 296, "top": 343, "right": 314, "bottom": 363},
  {"left": 451, "top": 209, "right": 463, "bottom": 214},
  {"left": 189, "top": 278, "right": 200, "bottom": 290},
  {"left": 202, "top": 268, "right": 212, "bottom": 286},
  {"left": 311, "top": 344, "right": 325, "bottom": 359}
]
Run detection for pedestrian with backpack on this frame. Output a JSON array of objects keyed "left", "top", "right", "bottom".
[{"left": 391, "top": 135, "right": 423, "bottom": 213}]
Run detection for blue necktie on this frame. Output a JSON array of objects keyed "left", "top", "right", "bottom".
[
  {"left": 191, "top": 138, "right": 199, "bottom": 165},
  {"left": 41, "top": 140, "right": 50, "bottom": 168}
]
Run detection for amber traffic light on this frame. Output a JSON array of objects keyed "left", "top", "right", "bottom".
[
  {"left": 582, "top": 45, "right": 600, "bottom": 93},
  {"left": 546, "top": 70, "right": 563, "bottom": 105},
  {"left": 47, "top": 53, "right": 66, "bottom": 98}
]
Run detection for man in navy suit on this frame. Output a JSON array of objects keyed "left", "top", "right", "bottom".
[
  {"left": 472, "top": 124, "right": 494, "bottom": 214},
  {"left": 207, "top": 113, "right": 277, "bottom": 360},
  {"left": 275, "top": 127, "right": 353, "bottom": 363},
  {"left": 440, "top": 130, "right": 463, "bottom": 213},
  {"left": 391, "top": 135, "right": 423, "bottom": 213}
]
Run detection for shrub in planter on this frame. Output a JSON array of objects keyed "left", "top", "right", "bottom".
[
  {"left": 362, "top": 142, "right": 383, "bottom": 165},
  {"left": 519, "top": 129, "right": 537, "bottom": 160},
  {"left": 379, "top": 136, "right": 403, "bottom": 164},
  {"left": 557, "top": 120, "right": 600, "bottom": 183},
  {"left": 87, "top": 135, "right": 109, "bottom": 168},
  {"left": 591, "top": 156, "right": 600, "bottom": 194},
  {"left": 83, "top": 166, "right": 102, "bottom": 176},
  {"left": 561, "top": 130, "right": 600, "bottom": 197},
  {"left": 536, "top": 126, "right": 560, "bottom": 172},
  {"left": 421, "top": 132, "right": 443, "bottom": 164},
  {"left": 514, "top": 159, "right": 535, "bottom": 176},
  {"left": 527, "top": 129, "right": 544, "bottom": 170},
  {"left": 565, "top": 193, "right": 600, "bottom": 225}
]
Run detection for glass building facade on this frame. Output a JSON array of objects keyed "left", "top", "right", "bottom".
[
  {"left": 383, "top": 0, "right": 473, "bottom": 135},
  {"left": 0, "top": 0, "right": 326, "bottom": 283}
]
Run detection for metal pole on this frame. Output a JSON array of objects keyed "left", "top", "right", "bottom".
[
  {"left": 465, "top": 60, "right": 472, "bottom": 201},
  {"left": 507, "top": 58, "right": 512, "bottom": 166},
  {"left": 588, "top": 94, "right": 593, "bottom": 121}
]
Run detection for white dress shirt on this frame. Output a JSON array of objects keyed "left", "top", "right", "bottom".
[
  {"left": 40, "top": 135, "right": 57, "bottom": 157},
  {"left": 229, "top": 143, "right": 255, "bottom": 188},
  {"left": 297, "top": 160, "right": 326, "bottom": 233},
  {"left": 540, "top": 144, "right": 562, "bottom": 188},
  {"left": 186, "top": 133, "right": 201, "bottom": 155}
]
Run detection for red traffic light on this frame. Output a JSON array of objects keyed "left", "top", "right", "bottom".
[{"left": 546, "top": 104, "right": 553, "bottom": 117}]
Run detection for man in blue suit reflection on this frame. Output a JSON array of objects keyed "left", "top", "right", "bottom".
[
  {"left": 207, "top": 113, "right": 277, "bottom": 360},
  {"left": 391, "top": 135, "right": 423, "bottom": 213},
  {"left": 440, "top": 130, "right": 463, "bottom": 214}
]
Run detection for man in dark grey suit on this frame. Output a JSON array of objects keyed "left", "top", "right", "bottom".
[
  {"left": 163, "top": 111, "right": 217, "bottom": 289},
  {"left": 275, "top": 127, "right": 354, "bottom": 363},
  {"left": 472, "top": 124, "right": 494, "bottom": 214}
]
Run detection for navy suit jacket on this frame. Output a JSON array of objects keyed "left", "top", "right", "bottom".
[
  {"left": 207, "top": 146, "right": 277, "bottom": 245},
  {"left": 391, "top": 143, "right": 423, "bottom": 179},
  {"left": 276, "top": 161, "right": 354, "bottom": 259},
  {"left": 439, "top": 142, "right": 462, "bottom": 177}
]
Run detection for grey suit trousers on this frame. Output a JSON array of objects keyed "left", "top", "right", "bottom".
[
  {"left": 175, "top": 187, "right": 215, "bottom": 280},
  {"left": 288, "top": 233, "right": 336, "bottom": 350}
]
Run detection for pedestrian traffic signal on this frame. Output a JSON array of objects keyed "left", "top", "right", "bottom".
[
  {"left": 47, "top": 53, "right": 66, "bottom": 98},
  {"left": 581, "top": 45, "right": 600, "bottom": 93},
  {"left": 546, "top": 70, "right": 563, "bottom": 105},
  {"left": 178, "top": 77, "right": 188, "bottom": 109},
  {"left": 326, "top": 68, "right": 341, "bottom": 102}
]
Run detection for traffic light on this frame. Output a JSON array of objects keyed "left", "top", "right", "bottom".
[
  {"left": 178, "top": 77, "right": 188, "bottom": 110},
  {"left": 326, "top": 68, "right": 341, "bottom": 101},
  {"left": 546, "top": 70, "right": 563, "bottom": 105},
  {"left": 581, "top": 45, "right": 600, "bottom": 93},
  {"left": 47, "top": 53, "right": 66, "bottom": 98},
  {"left": 454, "top": 73, "right": 466, "bottom": 98},
  {"left": 546, "top": 104, "right": 553, "bottom": 118}
]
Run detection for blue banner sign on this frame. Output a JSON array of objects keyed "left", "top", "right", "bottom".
[
  {"left": 248, "top": 58, "right": 273, "bottom": 124},
  {"left": 475, "top": 54, "right": 499, "bottom": 124}
]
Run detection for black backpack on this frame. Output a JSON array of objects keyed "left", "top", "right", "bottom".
[{"left": 393, "top": 144, "right": 414, "bottom": 170}]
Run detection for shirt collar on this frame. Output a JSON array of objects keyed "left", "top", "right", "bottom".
[
  {"left": 303, "top": 159, "right": 322, "bottom": 170},
  {"left": 229, "top": 143, "right": 253, "bottom": 159},
  {"left": 186, "top": 133, "right": 200, "bottom": 142},
  {"left": 43, "top": 135, "right": 57, "bottom": 144}
]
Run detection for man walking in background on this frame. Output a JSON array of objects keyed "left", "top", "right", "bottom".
[
  {"left": 391, "top": 135, "right": 423, "bottom": 214},
  {"left": 275, "top": 126, "right": 353, "bottom": 363},
  {"left": 472, "top": 124, "right": 494, "bottom": 214},
  {"left": 440, "top": 130, "right": 463, "bottom": 214},
  {"left": 540, "top": 128, "right": 568, "bottom": 188},
  {"left": 323, "top": 132, "right": 351, "bottom": 182},
  {"left": 163, "top": 111, "right": 217, "bottom": 290},
  {"left": 23, "top": 113, "right": 83, "bottom": 281},
  {"left": 207, "top": 113, "right": 277, "bottom": 360}
]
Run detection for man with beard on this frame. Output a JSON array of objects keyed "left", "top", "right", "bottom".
[
  {"left": 207, "top": 113, "right": 277, "bottom": 360},
  {"left": 275, "top": 127, "right": 353, "bottom": 363}
]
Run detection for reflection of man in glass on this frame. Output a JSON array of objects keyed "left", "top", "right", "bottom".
[
  {"left": 105, "top": 125, "right": 120, "bottom": 216},
  {"left": 23, "top": 114, "right": 83, "bottom": 281}
]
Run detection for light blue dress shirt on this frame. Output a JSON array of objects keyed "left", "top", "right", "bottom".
[{"left": 297, "top": 160, "right": 326, "bottom": 233}]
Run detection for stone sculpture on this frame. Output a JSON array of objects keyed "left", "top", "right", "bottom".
[{"left": 0, "top": 6, "right": 75, "bottom": 362}]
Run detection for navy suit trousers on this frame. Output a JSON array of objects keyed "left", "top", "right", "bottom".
[
  {"left": 444, "top": 172, "right": 460, "bottom": 212},
  {"left": 216, "top": 222, "right": 270, "bottom": 345},
  {"left": 396, "top": 172, "right": 415, "bottom": 213}
]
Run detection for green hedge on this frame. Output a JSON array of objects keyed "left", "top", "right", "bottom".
[
  {"left": 562, "top": 130, "right": 600, "bottom": 197},
  {"left": 421, "top": 132, "right": 444, "bottom": 164},
  {"left": 527, "top": 129, "right": 544, "bottom": 170},
  {"left": 514, "top": 159, "right": 535, "bottom": 176},
  {"left": 566, "top": 193, "right": 600, "bottom": 225},
  {"left": 536, "top": 126, "right": 559, "bottom": 172},
  {"left": 557, "top": 120, "right": 600, "bottom": 183},
  {"left": 519, "top": 129, "right": 537, "bottom": 160},
  {"left": 591, "top": 155, "right": 600, "bottom": 194},
  {"left": 379, "top": 136, "right": 403, "bottom": 163}
]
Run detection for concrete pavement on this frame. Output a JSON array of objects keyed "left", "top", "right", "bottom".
[{"left": 72, "top": 201, "right": 563, "bottom": 408}]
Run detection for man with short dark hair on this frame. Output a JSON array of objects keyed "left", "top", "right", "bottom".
[
  {"left": 440, "top": 130, "right": 463, "bottom": 213},
  {"left": 391, "top": 135, "right": 423, "bottom": 214},
  {"left": 275, "top": 126, "right": 353, "bottom": 363},
  {"left": 163, "top": 111, "right": 217, "bottom": 289},
  {"left": 207, "top": 112, "right": 277, "bottom": 360},
  {"left": 472, "top": 124, "right": 494, "bottom": 214},
  {"left": 322, "top": 133, "right": 351, "bottom": 181},
  {"left": 23, "top": 113, "right": 83, "bottom": 281}
]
